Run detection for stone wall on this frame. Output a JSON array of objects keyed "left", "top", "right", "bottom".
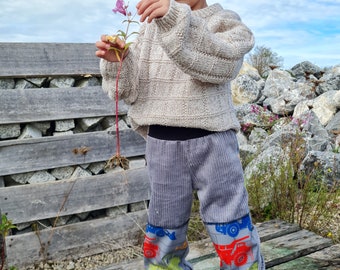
[{"left": 0, "top": 75, "right": 147, "bottom": 234}]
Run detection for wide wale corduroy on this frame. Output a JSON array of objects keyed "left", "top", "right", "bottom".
[
  {"left": 146, "top": 130, "right": 249, "bottom": 228},
  {"left": 100, "top": 0, "right": 254, "bottom": 138}
]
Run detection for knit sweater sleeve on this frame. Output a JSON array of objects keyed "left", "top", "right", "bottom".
[
  {"left": 100, "top": 25, "right": 145, "bottom": 104},
  {"left": 155, "top": 1, "right": 254, "bottom": 84}
]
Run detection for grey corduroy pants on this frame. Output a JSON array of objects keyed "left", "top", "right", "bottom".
[
  {"left": 143, "top": 130, "right": 265, "bottom": 269},
  {"left": 146, "top": 130, "right": 249, "bottom": 227}
]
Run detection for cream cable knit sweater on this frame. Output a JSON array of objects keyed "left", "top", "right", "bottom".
[{"left": 100, "top": 0, "right": 254, "bottom": 138}]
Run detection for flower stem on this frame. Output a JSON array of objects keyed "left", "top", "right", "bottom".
[{"left": 115, "top": 52, "right": 125, "bottom": 156}]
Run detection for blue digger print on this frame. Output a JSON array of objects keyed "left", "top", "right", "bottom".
[{"left": 215, "top": 214, "right": 252, "bottom": 237}]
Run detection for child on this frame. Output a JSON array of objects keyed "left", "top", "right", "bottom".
[{"left": 96, "top": 0, "right": 265, "bottom": 269}]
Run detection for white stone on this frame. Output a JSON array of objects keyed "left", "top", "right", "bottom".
[
  {"left": 11, "top": 172, "right": 35, "bottom": 184},
  {"left": 55, "top": 119, "right": 75, "bottom": 131},
  {"left": 51, "top": 166, "right": 75, "bottom": 180},
  {"left": 32, "top": 122, "right": 51, "bottom": 135},
  {"left": 88, "top": 162, "right": 106, "bottom": 175},
  {"left": 0, "top": 124, "right": 21, "bottom": 139},
  {"left": 71, "top": 166, "right": 92, "bottom": 178},
  {"left": 78, "top": 117, "right": 104, "bottom": 131},
  {"left": 312, "top": 90, "right": 340, "bottom": 126},
  {"left": 106, "top": 206, "right": 127, "bottom": 218},
  {"left": 18, "top": 124, "right": 42, "bottom": 139},
  {"left": 53, "top": 130, "right": 74, "bottom": 136},
  {"left": 130, "top": 201, "right": 147, "bottom": 212},
  {"left": 28, "top": 171, "right": 56, "bottom": 184},
  {"left": 49, "top": 77, "right": 75, "bottom": 88}
]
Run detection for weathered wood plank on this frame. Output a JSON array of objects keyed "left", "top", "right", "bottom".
[
  {"left": 270, "top": 249, "right": 340, "bottom": 269},
  {"left": 0, "top": 129, "right": 146, "bottom": 176},
  {"left": 0, "top": 43, "right": 100, "bottom": 78},
  {"left": 0, "top": 87, "right": 128, "bottom": 125},
  {"left": 256, "top": 219, "right": 301, "bottom": 242},
  {"left": 270, "top": 244, "right": 340, "bottom": 269},
  {"left": 0, "top": 167, "right": 150, "bottom": 224},
  {"left": 5, "top": 210, "right": 148, "bottom": 268},
  {"left": 261, "top": 229, "right": 333, "bottom": 268},
  {"left": 307, "top": 244, "right": 340, "bottom": 265},
  {"left": 99, "top": 220, "right": 304, "bottom": 270}
]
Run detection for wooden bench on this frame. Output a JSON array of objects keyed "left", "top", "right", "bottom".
[{"left": 0, "top": 43, "right": 150, "bottom": 268}]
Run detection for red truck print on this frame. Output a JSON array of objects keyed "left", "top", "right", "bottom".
[
  {"left": 143, "top": 235, "right": 159, "bottom": 259},
  {"left": 213, "top": 235, "right": 253, "bottom": 267}
]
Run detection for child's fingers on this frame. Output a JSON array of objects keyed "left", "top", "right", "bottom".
[
  {"left": 137, "top": 0, "right": 159, "bottom": 14},
  {"left": 105, "top": 35, "right": 126, "bottom": 49}
]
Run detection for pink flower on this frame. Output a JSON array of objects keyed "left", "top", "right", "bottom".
[{"left": 112, "top": 0, "right": 127, "bottom": 16}]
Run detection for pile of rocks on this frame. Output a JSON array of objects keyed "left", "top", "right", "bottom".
[{"left": 232, "top": 61, "right": 339, "bottom": 186}]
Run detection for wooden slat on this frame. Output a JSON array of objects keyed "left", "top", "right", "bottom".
[
  {"left": 0, "top": 167, "right": 150, "bottom": 224},
  {"left": 270, "top": 245, "right": 340, "bottom": 269},
  {"left": 99, "top": 220, "right": 339, "bottom": 270},
  {"left": 0, "top": 43, "right": 100, "bottom": 78},
  {"left": 0, "top": 129, "right": 146, "bottom": 176},
  {"left": 262, "top": 229, "right": 333, "bottom": 268},
  {"left": 5, "top": 210, "right": 147, "bottom": 268},
  {"left": 0, "top": 87, "right": 128, "bottom": 124},
  {"left": 256, "top": 220, "right": 301, "bottom": 242}
]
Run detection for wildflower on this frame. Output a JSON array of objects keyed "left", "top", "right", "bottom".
[
  {"left": 250, "top": 104, "right": 260, "bottom": 114},
  {"left": 112, "top": 0, "right": 127, "bottom": 16},
  {"left": 105, "top": 0, "right": 139, "bottom": 170}
]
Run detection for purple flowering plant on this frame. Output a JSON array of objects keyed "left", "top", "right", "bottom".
[
  {"left": 241, "top": 104, "right": 279, "bottom": 135},
  {"left": 105, "top": 0, "right": 139, "bottom": 170}
]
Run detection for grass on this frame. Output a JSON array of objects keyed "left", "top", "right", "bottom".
[{"left": 245, "top": 130, "right": 340, "bottom": 243}]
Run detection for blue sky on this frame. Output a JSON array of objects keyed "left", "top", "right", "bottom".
[{"left": 0, "top": 0, "right": 339, "bottom": 69}]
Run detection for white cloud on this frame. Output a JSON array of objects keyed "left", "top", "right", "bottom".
[{"left": 0, "top": 0, "right": 339, "bottom": 68}]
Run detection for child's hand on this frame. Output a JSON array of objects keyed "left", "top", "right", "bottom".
[
  {"left": 95, "top": 35, "right": 127, "bottom": 62},
  {"left": 136, "top": 0, "right": 170, "bottom": 23}
]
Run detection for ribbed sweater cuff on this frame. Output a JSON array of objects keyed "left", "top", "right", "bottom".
[{"left": 155, "top": 0, "right": 189, "bottom": 32}]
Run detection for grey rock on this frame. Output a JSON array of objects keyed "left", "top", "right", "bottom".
[
  {"left": 18, "top": 124, "right": 42, "bottom": 139},
  {"left": 311, "top": 90, "right": 340, "bottom": 126},
  {"left": 326, "top": 111, "right": 340, "bottom": 134},
  {"left": 32, "top": 122, "right": 51, "bottom": 135},
  {"left": 51, "top": 166, "right": 75, "bottom": 180},
  {"left": 71, "top": 166, "right": 92, "bottom": 178},
  {"left": 249, "top": 127, "right": 268, "bottom": 145},
  {"left": 55, "top": 119, "right": 75, "bottom": 131},
  {"left": 316, "top": 66, "right": 340, "bottom": 94},
  {"left": 50, "top": 77, "right": 75, "bottom": 88},
  {"left": 14, "top": 79, "right": 36, "bottom": 89},
  {"left": 10, "top": 172, "right": 35, "bottom": 184},
  {"left": 28, "top": 171, "right": 56, "bottom": 184},
  {"left": 0, "top": 78, "right": 15, "bottom": 89},
  {"left": 290, "top": 61, "right": 322, "bottom": 79},
  {"left": 26, "top": 77, "right": 47, "bottom": 87},
  {"left": 299, "top": 151, "right": 340, "bottom": 186},
  {"left": 88, "top": 162, "right": 106, "bottom": 175},
  {"left": 0, "top": 124, "right": 21, "bottom": 139},
  {"left": 75, "top": 77, "right": 101, "bottom": 87},
  {"left": 232, "top": 74, "right": 263, "bottom": 104},
  {"left": 78, "top": 117, "right": 104, "bottom": 131},
  {"left": 262, "top": 69, "right": 293, "bottom": 99}
]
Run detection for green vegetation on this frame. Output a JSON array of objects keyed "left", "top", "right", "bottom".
[
  {"left": 245, "top": 131, "right": 340, "bottom": 243},
  {"left": 247, "top": 45, "right": 284, "bottom": 77},
  {"left": 0, "top": 214, "right": 17, "bottom": 270}
]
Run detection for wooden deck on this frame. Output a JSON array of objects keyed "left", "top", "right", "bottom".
[{"left": 99, "top": 220, "right": 340, "bottom": 270}]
